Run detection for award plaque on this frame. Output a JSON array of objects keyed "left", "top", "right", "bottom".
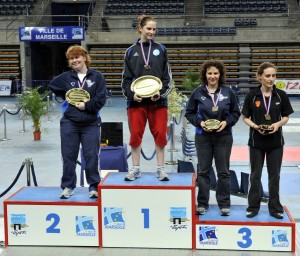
[
  {"left": 130, "top": 75, "right": 162, "bottom": 98},
  {"left": 66, "top": 88, "right": 90, "bottom": 106},
  {"left": 204, "top": 119, "right": 220, "bottom": 131},
  {"left": 259, "top": 124, "right": 274, "bottom": 132}
]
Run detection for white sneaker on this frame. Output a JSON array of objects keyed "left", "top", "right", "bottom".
[
  {"left": 124, "top": 167, "right": 141, "bottom": 181},
  {"left": 60, "top": 187, "right": 74, "bottom": 199},
  {"left": 89, "top": 190, "right": 98, "bottom": 198},
  {"left": 157, "top": 166, "right": 169, "bottom": 181}
]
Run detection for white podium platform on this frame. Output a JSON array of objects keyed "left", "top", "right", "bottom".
[
  {"left": 194, "top": 205, "right": 295, "bottom": 252},
  {"left": 4, "top": 187, "right": 99, "bottom": 246},
  {"left": 99, "top": 172, "right": 196, "bottom": 248},
  {"left": 2, "top": 173, "right": 296, "bottom": 252}
]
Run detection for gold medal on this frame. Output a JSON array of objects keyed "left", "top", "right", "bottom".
[
  {"left": 212, "top": 106, "right": 218, "bottom": 112},
  {"left": 265, "top": 114, "right": 271, "bottom": 120}
]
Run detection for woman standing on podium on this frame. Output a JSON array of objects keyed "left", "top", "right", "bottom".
[
  {"left": 49, "top": 45, "right": 107, "bottom": 199},
  {"left": 242, "top": 62, "right": 294, "bottom": 219},
  {"left": 121, "top": 15, "right": 172, "bottom": 182},
  {"left": 185, "top": 60, "right": 241, "bottom": 216}
]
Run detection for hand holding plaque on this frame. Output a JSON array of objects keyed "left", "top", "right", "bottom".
[
  {"left": 204, "top": 119, "right": 221, "bottom": 132},
  {"left": 259, "top": 124, "right": 274, "bottom": 134},
  {"left": 131, "top": 75, "right": 162, "bottom": 98},
  {"left": 66, "top": 88, "right": 90, "bottom": 106}
]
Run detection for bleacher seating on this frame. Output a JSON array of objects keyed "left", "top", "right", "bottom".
[
  {"left": 234, "top": 18, "right": 257, "bottom": 27},
  {"left": 104, "top": 0, "right": 185, "bottom": 15},
  {"left": 0, "top": 46, "right": 20, "bottom": 80},
  {"left": 88, "top": 44, "right": 300, "bottom": 94},
  {"left": 157, "top": 27, "right": 237, "bottom": 36},
  {"left": 204, "top": 0, "right": 288, "bottom": 14},
  {"left": 0, "top": 0, "right": 36, "bottom": 16}
]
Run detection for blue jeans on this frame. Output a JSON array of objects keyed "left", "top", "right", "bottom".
[{"left": 195, "top": 133, "right": 233, "bottom": 209}]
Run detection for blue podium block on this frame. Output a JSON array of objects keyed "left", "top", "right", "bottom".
[
  {"left": 99, "top": 172, "right": 196, "bottom": 248},
  {"left": 194, "top": 205, "right": 295, "bottom": 252},
  {"left": 4, "top": 187, "right": 99, "bottom": 246}
]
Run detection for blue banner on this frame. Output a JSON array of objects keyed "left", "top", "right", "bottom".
[{"left": 19, "top": 26, "right": 85, "bottom": 42}]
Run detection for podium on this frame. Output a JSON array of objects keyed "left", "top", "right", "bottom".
[
  {"left": 3, "top": 173, "right": 296, "bottom": 252},
  {"left": 194, "top": 205, "right": 295, "bottom": 251},
  {"left": 99, "top": 172, "right": 196, "bottom": 248},
  {"left": 4, "top": 187, "right": 99, "bottom": 246}
]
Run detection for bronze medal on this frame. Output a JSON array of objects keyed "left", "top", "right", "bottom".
[
  {"left": 265, "top": 114, "right": 271, "bottom": 120},
  {"left": 212, "top": 106, "right": 218, "bottom": 112}
]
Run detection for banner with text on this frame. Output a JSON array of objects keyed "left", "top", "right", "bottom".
[
  {"left": 275, "top": 79, "right": 300, "bottom": 94},
  {"left": 19, "top": 26, "right": 85, "bottom": 42}
]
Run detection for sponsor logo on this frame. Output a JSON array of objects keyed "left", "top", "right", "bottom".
[
  {"left": 153, "top": 49, "right": 160, "bottom": 56},
  {"left": 76, "top": 216, "right": 96, "bottom": 237},
  {"left": 199, "top": 226, "right": 218, "bottom": 245},
  {"left": 20, "top": 28, "right": 32, "bottom": 40},
  {"left": 72, "top": 28, "right": 84, "bottom": 39},
  {"left": 103, "top": 207, "right": 125, "bottom": 229},
  {"left": 272, "top": 230, "right": 289, "bottom": 248},
  {"left": 169, "top": 207, "right": 190, "bottom": 231},
  {"left": 10, "top": 214, "right": 28, "bottom": 236}
]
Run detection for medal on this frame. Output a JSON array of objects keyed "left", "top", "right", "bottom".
[
  {"left": 206, "top": 85, "right": 221, "bottom": 113},
  {"left": 262, "top": 90, "right": 272, "bottom": 122},
  {"left": 212, "top": 106, "right": 218, "bottom": 112},
  {"left": 265, "top": 114, "right": 271, "bottom": 120},
  {"left": 140, "top": 40, "right": 152, "bottom": 71}
]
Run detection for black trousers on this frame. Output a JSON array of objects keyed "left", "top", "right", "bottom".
[
  {"left": 247, "top": 146, "right": 284, "bottom": 214},
  {"left": 195, "top": 133, "right": 233, "bottom": 210}
]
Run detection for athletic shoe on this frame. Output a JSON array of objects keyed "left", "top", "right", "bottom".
[
  {"left": 196, "top": 207, "right": 207, "bottom": 215},
  {"left": 157, "top": 166, "right": 169, "bottom": 181},
  {"left": 124, "top": 166, "right": 141, "bottom": 181},
  {"left": 60, "top": 187, "right": 74, "bottom": 199},
  {"left": 220, "top": 208, "right": 230, "bottom": 216},
  {"left": 89, "top": 190, "right": 98, "bottom": 198}
]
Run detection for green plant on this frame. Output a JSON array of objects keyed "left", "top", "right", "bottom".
[
  {"left": 182, "top": 69, "right": 200, "bottom": 91},
  {"left": 18, "top": 86, "right": 50, "bottom": 132},
  {"left": 167, "top": 82, "right": 188, "bottom": 121}
]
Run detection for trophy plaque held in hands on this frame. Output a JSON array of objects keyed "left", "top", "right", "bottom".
[
  {"left": 205, "top": 119, "right": 220, "bottom": 132},
  {"left": 66, "top": 88, "right": 90, "bottom": 106},
  {"left": 259, "top": 124, "right": 274, "bottom": 134},
  {"left": 131, "top": 75, "right": 162, "bottom": 98}
]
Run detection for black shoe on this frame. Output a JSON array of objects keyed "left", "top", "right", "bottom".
[
  {"left": 246, "top": 211, "right": 258, "bottom": 218},
  {"left": 270, "top": 212, "right": 283, "bottom": 219}
]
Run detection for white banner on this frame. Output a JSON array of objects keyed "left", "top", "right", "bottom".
[
  {"left": 275, "top": 79, "right": 300, "bottom": 94},
  {"left": 0, "top": 80, "right": 12, "bottom": 96}
]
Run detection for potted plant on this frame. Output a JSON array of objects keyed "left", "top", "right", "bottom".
[
  {"left": 167, "top": 81, "right": 188, "bottom": 128},
  {"left": 17, "top": 86, "right": 50, "bottom": 140},
  {"left": 182, "top": 68, "right": 200, "bottom": 92}
]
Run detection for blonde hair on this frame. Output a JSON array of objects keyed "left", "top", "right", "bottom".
[{"left": 65, "top": 45, "right": 91, "bottom": 67}]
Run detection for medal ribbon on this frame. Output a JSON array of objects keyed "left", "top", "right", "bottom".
[
  {"left": 140, "top": 41, "right": 152, "bottom": 67},
  {"left": 262, "top": 91, "right": 272, "bottom": 116},
  {"left": 78, "top": 78, "right": 86, "bottom": 89},
  {"left": 206, "top": 85, "right": 221, "bottom": 108}
]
